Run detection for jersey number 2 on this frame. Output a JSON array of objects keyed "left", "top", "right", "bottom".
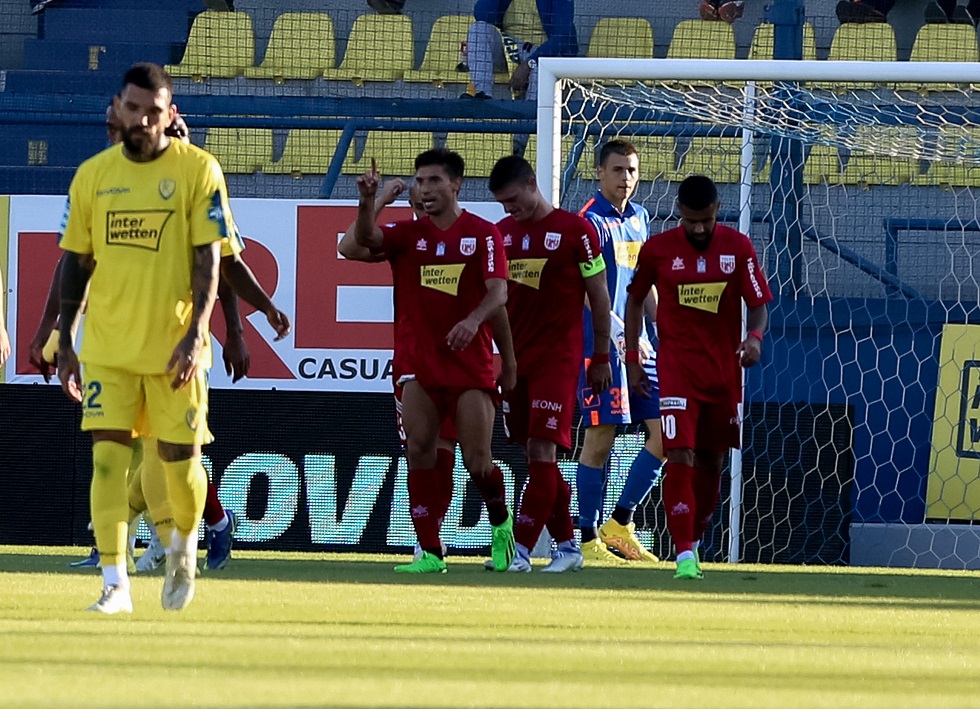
[{"left": 86, "top": 381, "right": 103, "bottom": 409}]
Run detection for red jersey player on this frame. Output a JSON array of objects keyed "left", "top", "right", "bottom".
[
  {"left": 354, "top": 150, "right": 517, "bottom": 574},
  {"left": 489, "top": 155, "right": 613, "bottom": 573},
  {"left": 625, "top": 175, "right": 772, "bottom": 580}
]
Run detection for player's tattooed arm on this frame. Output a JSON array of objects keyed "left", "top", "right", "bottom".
[
  {"left": 29, "top": 252, "right": 67, "bottom": 378},
  {"left": 168, "top": 241, "right": 220, "bottom": 390},
  {"left": 339, "top": 177, "right": 404, "bottom": 262},
  {"left": 217, "top": 272, "right": 249, "bottom": 382},
  {"left": 56, "top": 251, "right": 95, "bottom": 402}
]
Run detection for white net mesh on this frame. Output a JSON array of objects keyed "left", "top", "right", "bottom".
[{"left": 555, "top": 65, "right": 980, "bottom": 568}]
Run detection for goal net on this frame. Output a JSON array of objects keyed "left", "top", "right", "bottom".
[{"left": 539, "top": 57, "right": 980, "bottom": 568}]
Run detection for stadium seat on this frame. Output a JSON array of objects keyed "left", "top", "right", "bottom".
[
  {"left": 667, "top": 20, "right": 736, "bottom": 61},
  {"left": 403, "top": 15, "right": 473, "bottom": 86},
  {"left": 245, "top": 13, "right": 335, "bottom": 81},
  {"left": 322, "top": 14, "right": 413, "bottom": 84},
  {"left": 619, "top": 133, "right": 678, "bottom": 181},
  {"left": 840, "top": 126, "right": 920, "bottom": 185},
  {"left": 815, "top": 24, "right": 896, "bottom": 91},
  {"left": 803, "top": 144, "right": 843, "bottom": 184},
  {"left": 899, "top": 24, "right": 980, "bottom": 93},
  {"left": 204, "top": 128, "right": 273, "bottom": 174},
  {"left": 919, "top": 127, "right": 980, "bottom": 187},
  {"left": 445, "top": 132, "right": 515, "bottom": 177},
  {"left": 587, "top": 17, "right": 654, "bottom": 59},
  {"left": 341, "top": 131, "right": 433, "bottom": 176},
  {"left": 749, "top": 23, "right": 817, "bottom": 61},
  {"left": 678, "top": 136, "right": 770, "bottom": 184},
  {"left": 264, "top": 129, "right": 341, "bottom": 176},
  {"left": 166, "top": 11, "right": 254, "bottom": 80}
]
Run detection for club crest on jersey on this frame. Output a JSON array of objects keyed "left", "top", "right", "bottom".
[
  {"left": 460, "top": 237, "right": 477, "bottom": 256},
  {"left": 720, "top": 254, "right": 736, "bottom": 274},
  {"left": 697, "top": 257, "right": 706, "bottom": 273},
  {"left": 436, "top": 242, "right": 446, "bottom": 256},
  {"left": 672, "top": 257, "right": 685, "bottom": 271},
  {"left": 522, "top": 235, "right": 530, "bottom": 250},
  {"left": 416, "top": 239, "right": 427, "bottom": 251},
  {"left": 503, "top": 233, "right": 513, "bottom": 247},
  {"left": 544, "top": 231, "right": 562, "bottom": 250},
  {"left": 158, "top": 178, "right": 176, "bottom": 200}
]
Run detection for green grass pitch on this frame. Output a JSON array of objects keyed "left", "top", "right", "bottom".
[{"left": 2, "top": 546, "right": 979, "bottom": 709}]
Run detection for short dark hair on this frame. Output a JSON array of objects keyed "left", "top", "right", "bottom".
[
  {"left": 121, "top": 62, "right": 173, "bottom": 97},
  {"left": 415, "top": 148, "right": 465, "bottom": 180},
  {"left": 677, "top": 175, "right": 718, "bottom": 210},
  {"left": 488, "top": 154, "right": 535, "bottom": 193},
  {"left": 598, "top": 138, "right": 638, "bottom": 167}
]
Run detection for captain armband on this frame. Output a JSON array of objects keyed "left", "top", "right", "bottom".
[{"left": 579, "top": 254, "right": 606, "bottom": 278}]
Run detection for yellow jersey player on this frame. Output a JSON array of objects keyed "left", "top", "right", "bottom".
[{"left": 57, "top": 63, "right": 236, "bottom": 614}]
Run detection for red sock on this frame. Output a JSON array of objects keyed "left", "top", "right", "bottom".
[
  {"left": 662, "top": 462, "right": 697, "bottom": 554},
  {"left": 203, "top": 479, "right": 225, "bottom": 527},
  {"left": 692, "top": 464, "right": 723, "bottom": 543},
  {"left": 545, "top": 467, "right": 575, "bottom": 545},
  {"left": 407, "top": 467, "right": 443, "bottom": 553},
  {"left": 434, "top": 447, "right": 455, "bottom": 528},
  {"left": 514, "top": 461, "right": 558, "bottom": 550},
  {"left": 471, "top": 465, "right": 508, "bottom": 526}
]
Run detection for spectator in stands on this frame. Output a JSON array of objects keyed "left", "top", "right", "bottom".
[
  {"left": 699, "top": 0, "right": 745, "bottom": 23},
  {"left": 368, "top": 0, "right": 406, "bottom": 13},
  {"left": 463, "top": 0, "right": 578, "bottom": 101},
  {"left": 837, "top": 0, "right": 979, "bottom": 24}
]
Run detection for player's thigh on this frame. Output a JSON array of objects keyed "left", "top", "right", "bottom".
[
  {"left": 659, "top": 393, "right": 700, "bottom": 452},
  {"left": 577, "top": 362, "right": 630, "bottom": 428},
  {"left": 401, "top": 380, "right": 441, "bottom": 451},
  {"left": 455, "top": 388, "right": 496, "bottom": 472},
  {"left": 695, "top": 400, "right": 740, "bottom": 452},
  {"left": 80, "top": 363, "right": 142, "bottom": 435},
  {"left": 526, "top": 372, "right": 576, "bottom": 452},
  {"left": 142, "top": 369, "right": 211, "bottom": 448}
]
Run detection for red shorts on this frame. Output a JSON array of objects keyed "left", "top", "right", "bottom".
[
  {"left": 503, "top": 375, "right": 576, "bottom": 450},
  {"left": 393, "top": 378, "right": 458, "bottom": 444},
  {"left": 658, "top": 393, "right": 741, "bottom": 451}
]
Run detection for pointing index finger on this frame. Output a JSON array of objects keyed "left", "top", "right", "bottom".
[{"left": 370, "top": 156, "right": 377, "bottom": 176}]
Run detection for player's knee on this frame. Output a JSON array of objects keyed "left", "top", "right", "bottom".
[
  {"left": 526, "top": 437, "right": 557, "bottom": 463},
  {"left": 461, "top": 447, "right": 493, "bottom": 476},
  {"left": 157, "top": 440, "right": 198, "bottom": 463},
  {"left": 667, "top": 448, "right": 695, "bottom": 467},
  {"left": 580, "top": 425, "right": 615, "bottom": 467}
]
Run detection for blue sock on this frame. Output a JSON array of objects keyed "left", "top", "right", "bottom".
[
  {"left": 575, "top": 462, "right": 605, "bottom": 532},
  {"left": 617, "top": 448, "right": 663, "bottom": 511}
]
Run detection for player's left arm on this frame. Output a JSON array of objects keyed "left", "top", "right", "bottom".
[
  {"left": 216, "top": 273, "right": 248, "bottom": 382},
  {"left": 579, "top": 220, "right": 612, "bottom": 393},
  {"left": 490, "top": 307, "right": 517, "bottom": 395},
  {"left": 169, "top": 241, "right": 221, "bottom": 390},
  {"left": 736, "top": 239, "right": 774, "bottom": 368}
]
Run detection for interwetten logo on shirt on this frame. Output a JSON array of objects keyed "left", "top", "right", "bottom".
[
  {"left": 420, "top": 263, "right": 465, "bottom": 296},
  {"left": 105, "top": 210, "right": 172, "bottom": 251},
  {"left": 509, "top": 258, "right": 546, "bottom": 289},
  {"left": 678, "top": 282, "right": 726, "bottom": 313},
  {"left": 613, "top": 241, "right": 641, "bottom": 269}
]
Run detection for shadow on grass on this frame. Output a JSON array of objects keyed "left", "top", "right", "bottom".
[{"left": 2, "top": 549, "right": 980, "bottom": 609}]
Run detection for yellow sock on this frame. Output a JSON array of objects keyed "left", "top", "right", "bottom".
[
  {"left": 141, "top": 439, "right": 176, "bottom": 546},
  {"left": 128, "top": 460, "right": 146, "bottom": 523},
  {"left": 90, "top": 440, "right": 132, "bottom": 568},
  {"left": 162, "top": 456, "right": 207, "bottom": 538}
]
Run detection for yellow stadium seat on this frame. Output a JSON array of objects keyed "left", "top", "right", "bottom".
[
  {"left": 899, "top": 24, "right": 980, "bottom": 93},
  {"left": 322, "top": 14, "right": 414, "bottom": 84},
  {"left": 587, "top": 17, "right": 654, "bottom": 59},
  {"left": 264, "top": 129, "right": 341, "bottom": 176},
  {"left": 341, "top": 132, "right": 433, "bottom": 176},
  {"left": 803, "top": 144, "right": 843, "bottom": 184},
  {"left": 839, "top": 126, "right": 920, "bottom": 185},
  {"left": 749, "top": 23, "right": 817, "bottom": 61},
  {"left": 678, "top": 136, "right": 770, "bottom": 184},
  {"left": 620, "top": 134, "right": 678, "bottom": 181},
  {"left": 245, "top": 13, "right": 335, "bottom": 81},
  {"left": 204, "top": 128, "right": 272, "bottom": 174},
  {"left": 919, "top": 127, "right": 980, "bottom": 186},
  {"left": 403, "top": 15, "right": 473, "bottom": 86},
  {"left": 445, "top": 133, "right": 515, "bottom": 177},
  {"left": 815, "top": 24, "right": 896, "bottom": 91},
  {"left": 166, "top": 11, "right": 254, "bottom": 80},
  {"left": 667, "top": 20, "right": 736, "bottom": 60},
  {"left": 525, "top": 134, "right": 593, "bottom": 179}
]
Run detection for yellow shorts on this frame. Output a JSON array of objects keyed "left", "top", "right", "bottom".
[{"left": 80, "top": 362, "right": 213, "bottom": 446}]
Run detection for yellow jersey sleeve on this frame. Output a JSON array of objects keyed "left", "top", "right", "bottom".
[
  {"left": 59, "top": 166, "right": 94, "bottom": 254},
  {"left": 220, "top": 222, "right": 246, "bottom": 259},
  {"left": 191, "top": 155, "right": 236, "bottom": 249}
]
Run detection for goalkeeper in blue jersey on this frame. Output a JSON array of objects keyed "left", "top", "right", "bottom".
[{"left": 575, "top": 139, "right": 664, "bottom": 564}]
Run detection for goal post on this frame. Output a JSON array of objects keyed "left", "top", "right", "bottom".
[{"left": 539, "top": 57, "right": 980, "bottom": 569}]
